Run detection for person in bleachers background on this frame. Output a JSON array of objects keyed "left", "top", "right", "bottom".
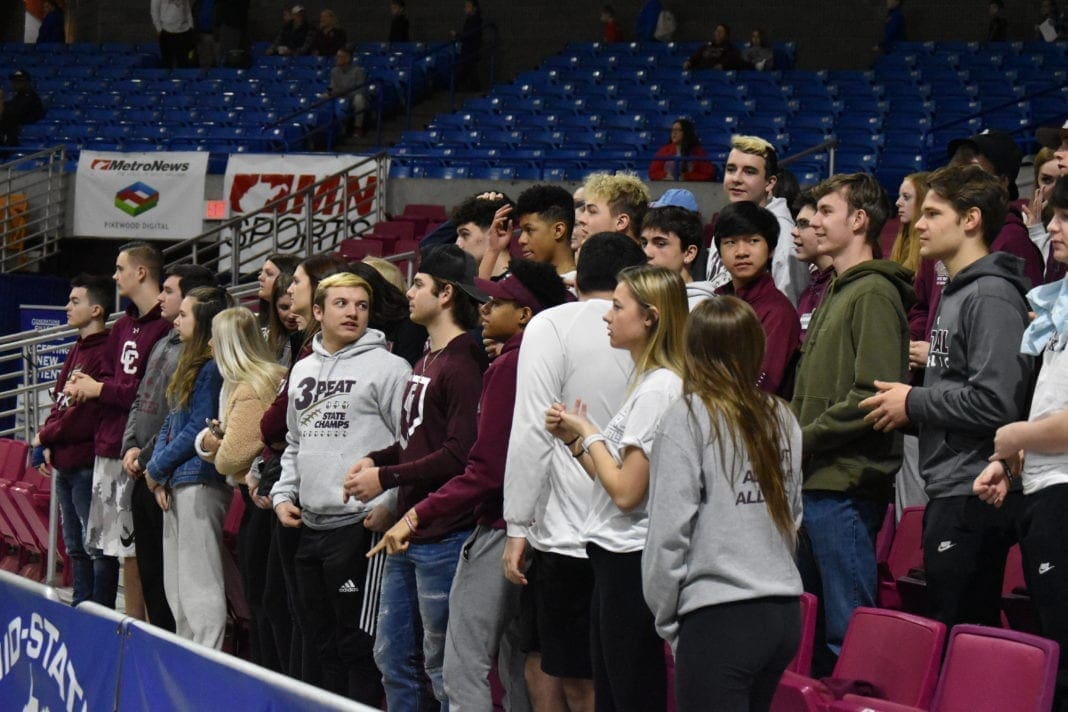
[
  {"left": 742, "top": 28, "right": 774, "bottom": 71},
  {"left": 0, "top": 70, "right": 44, "bottom": 148},
  {"left": 683, "top": 23, "right": 746, "bottom": 71},
  {"left": 647, "top": 118, "right": 716, "bottom": 182},
  {"left": 321, "top": 48, "right": 367, "bottom": 135},
  {"left": 987, "top": 0, "right": 1009, "bottom": 41},
  {"left": 388, "top": 0, "right": 410, "bottom": 42},
  {"left": 310, "top": 9, "right": 347, "bottom": 58},
  {"left": 876, "top": 0, "right": 906, "bottom": 53},
  {"left": 36, "top": 0, "right": 65, "bottom": 44},
  {"left": 214, "top": 0, "right": 250, "bottom": 64},
  {"left": 192, "top": 0, "right": 217, "bottom": 68},
  {"left": 601, "top": 5, "right": 622, "bottom": 43},
  {"left": 453, "top": 0, "right": 483, "bottom": 91},
  {"left": 267, "top": 5, "right": 311, "bottom": 57},
  {"left": 151, "top": 0, "right": 195, "bottom": 69}
]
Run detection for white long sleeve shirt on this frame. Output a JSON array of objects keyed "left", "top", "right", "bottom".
[
  {"left": 503, "top": 299, "right": 632, "bottom": 558},
  {"left": 151, "top": 0, "right": 193, "bottom": 34}
]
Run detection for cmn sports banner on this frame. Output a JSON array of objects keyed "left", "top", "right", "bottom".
[
  {"left": 73, "top": 151, "right": 210, "bottom": 240},
  {"left": 219, "top": 153, "right": 383, "bottom": 273}
]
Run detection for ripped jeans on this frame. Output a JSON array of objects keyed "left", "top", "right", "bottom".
[{"left": 374, "top": 528, "right": 471, "bottom": 711}]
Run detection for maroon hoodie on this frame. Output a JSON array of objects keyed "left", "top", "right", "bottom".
[
  {"left": 414, "top": 330, "right": 523, "bottom": 530},
  {"left": 367, "top": 332, "right": 485, "bottom": 543},
  {"left": 716, "top": 271, "right": 801, "bottom": 395},
  {"left": 37, "top": 330, "right": 110, "bottom": 470},
  {"left": 797, "top": 266, "right": 833, "bottom": 342},
  {"left": 94, "top": 303, "right": 171, "bottom": 458}
]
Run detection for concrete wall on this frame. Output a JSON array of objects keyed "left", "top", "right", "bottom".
[{"left": 3, "top": 1, "right": 1041, "bottom": 80}]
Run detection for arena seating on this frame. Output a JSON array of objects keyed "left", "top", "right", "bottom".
[
  {"left": 0, "top": 40, "right": 457, "bottom": 171},
  {"left": 388, "top": 40, "right": 1068, "bottom": 190}
]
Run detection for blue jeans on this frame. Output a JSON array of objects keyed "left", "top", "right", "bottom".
[
  {"left": 374, "top": 528, "right": 471, "bottom": 712},
  {"left": 55, "top": 466, "right": 105, "bottom": 606},
  {"left": 798, "top": 492, "right": 883, "bottom": 676}
]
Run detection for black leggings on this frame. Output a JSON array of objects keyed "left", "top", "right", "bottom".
[
  {"left": 675, "top": 597, "right": 800, "bottom": 712},
  {"left": 587, "top": 543, "right": 666, "bottom": 712}
]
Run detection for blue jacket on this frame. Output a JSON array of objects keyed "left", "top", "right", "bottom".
[{"left": 146, "top": 360, "right": 226, "bottom": 489}]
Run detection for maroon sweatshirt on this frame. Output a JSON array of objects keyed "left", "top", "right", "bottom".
[
  {"left": 797, "top": 266, "right": 833, "bottom": 342},
  {"left": 716, "top": 271, "right": 801, "bottom": 395},
  {"left": 260, "top": 341, "right": 314, "bottom": 454},
  {"left": 368, "top": 332, "right": 485, "bottom": 543},
  {"left": 94, "top": 303, "right": 171, "bottom": 458},
  {"left": 414, "top": 330, "right": 523, "bottom": 530},
  {"left": 37, "top": 330, "right": 110, "bottom": 470}
]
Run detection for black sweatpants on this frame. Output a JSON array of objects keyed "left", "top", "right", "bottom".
[
  {"left": 132, "top": 477, "right": 175, "bottom": 632},
  {"left": 237, "top": 486, "right": 281, "bottom": 671},
  {"left": 273, "top": 519, "right": 319, "bottom": 685},
  {"left": 1018, "top": 483, "right": 1068, "bottom": 712},
  {"left": 159, "top": 29, "right": 195, "bottom": 69},
  {"left": 261, "top": 516, "right": 294, "bottom": 673},
  {"left": 587, "top": 543, "right": 666, "bottom": 712},
  {"left": 922, "top": 493, "right": 1020, "bottom": 628},
  {"left": 294, "top": 522, "right": 382, "bottom": 705},
  {"left": 675, "top": 597, "right": 800, "bottom": 712}
]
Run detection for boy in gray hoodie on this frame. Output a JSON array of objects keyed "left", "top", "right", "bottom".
[
  {"left": 862, "top": 164, "right": 1034, "bottom": 629},
  {"left": 272, "top": 272, "right": 411, "bottom": 704}
]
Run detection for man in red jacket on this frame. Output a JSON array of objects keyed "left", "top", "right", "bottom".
[
  {"left": 34, "top": 274, "right": 112, "bottom": 606},
  {"left": 64, "top": 242, "right": 171, "bottom": 612}
]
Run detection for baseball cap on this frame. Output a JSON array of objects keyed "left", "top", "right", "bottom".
[
  {"left": 650, "top": 188, "right": 699, "bottom": 212},
  {"left": 9, "top": 69, "right": 30, "bottom": 81},
  {"left": 1036, "top": 120, "right": 1068, "bottom": 150},
  {"left": 475, "top": 273, "right": 545, "bottom": 314},
  {"left": 291, "top": 5, "right": 305, "bottom": 13},
  {"left": 946, "top": 129, "right": 1022, "bottom": 184},
  {"left": 418, "top": 245, "right": 488, "bottom": 302}
]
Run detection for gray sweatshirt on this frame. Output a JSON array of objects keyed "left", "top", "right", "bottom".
[
  {"left": 643, "top": 396, "right": 803, "bottom": 646},
  {"left": 272, "top": 328, "right": 412, "bottom": 529},
  {"left": 121, "top": 330, "right": 182, "bottom": 469},
  {"left": 906, "top": 251, "right": 1034, "bottom": 499}
]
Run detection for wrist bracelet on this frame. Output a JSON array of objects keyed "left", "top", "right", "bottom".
[
  {"left": 1000, "top": 460, "right": 1015, "bottom": 482},
  {"left": 582, "top": 433, "right": 606, "bottom": 453},
  {"left": 403, "top": 512, "right": 418, "bottom": 532},
  {"left": 564, "top": 435, "right": 580, "bottom": 448}
]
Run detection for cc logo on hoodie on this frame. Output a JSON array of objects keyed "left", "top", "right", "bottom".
[{"left": 119, "top": 341, "right": 140, "bottom": 375}]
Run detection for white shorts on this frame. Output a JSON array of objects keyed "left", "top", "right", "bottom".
[{"left": 85, "top": 456, "right": 137, "bottom": 558}]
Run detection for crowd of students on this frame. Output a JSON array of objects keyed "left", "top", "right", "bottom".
[{"left": 29, "top": 122, "right": 1068, "bottom": 711}]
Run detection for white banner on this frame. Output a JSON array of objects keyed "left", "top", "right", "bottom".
[
  {"left": 73, "top": 151, "right": 209, "bottom": 239},
  {"left": 220, "top": 153, "right": 383, "bottom": 272}
]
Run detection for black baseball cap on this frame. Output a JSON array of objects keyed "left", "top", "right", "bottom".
[
  {"left": 947, "top": 129, "right": 1022, "bottom": 184},
  {"left": 1036, "top": 120, "right": 1068, "bottom": 150},
  {"left": 418, "top": 244, "right": 488, "bottom": 302}
]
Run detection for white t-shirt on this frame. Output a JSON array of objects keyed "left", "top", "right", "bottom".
[
  {"left": 1022, "top": 329, "right": 1068, "bottom": 494},
  {"left": 582, "top": 368, "right": 683, "bottom": 553},
  {"left": 503, "top": 299, "right": 633, "bottom": 557}
]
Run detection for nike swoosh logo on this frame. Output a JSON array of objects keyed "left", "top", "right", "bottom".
[{"left": 120, "top": 529, "right": 135, "bottom": 548}]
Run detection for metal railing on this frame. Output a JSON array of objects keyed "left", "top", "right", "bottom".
[
  {"left": 161, "top": 151, "right": 388, "bottom": 284},
  {"left": 0, "top": 145, "right": 66, "bottom": 273}
]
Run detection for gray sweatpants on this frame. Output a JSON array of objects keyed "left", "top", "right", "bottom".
[
  {"left": 894, "top": 434, "right": 929, "bottom": 520},
  {"left": 443, "top": 526, "right": 531, "bottom": 712},
  {"left": 162, "top": 483, "right": 231, "bottom": 649}
]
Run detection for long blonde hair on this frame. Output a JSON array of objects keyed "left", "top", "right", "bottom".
[
  {"left": 212, "top": 307, "right": 286, "bottom": 407},
  {"left": 683, "top": 296, "right": 795, "bottom": 543},
  {"left": 615, "top": 265, "right": 687, "bottom": 385},
  {"left": 890, "top": 172, "right": 929, "bottom": 274},
  {"left": 167, "top": 287, "right": 233, "bottom": 409}
]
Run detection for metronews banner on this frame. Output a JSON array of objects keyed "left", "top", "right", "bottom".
[
  {"left": 220, "top": 153, "right": 384, "bottom": 273},
  {"left": 73, "top": 151, "right": 209, "bottom": 240}
]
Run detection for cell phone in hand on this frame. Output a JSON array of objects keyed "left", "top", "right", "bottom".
[{"left": 205, "top": 418, "right": 224, "bottom": 438}]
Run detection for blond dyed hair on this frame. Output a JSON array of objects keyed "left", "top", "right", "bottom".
[
  {"left": 582, "top": 171, "right": 651, "bottom": 218},
  {"left": 730, "top": 135, "right": 779, "bottom": 178}
]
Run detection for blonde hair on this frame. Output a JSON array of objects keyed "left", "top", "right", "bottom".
[
  {"left": 211, "top": 307, "right": 286, "bottom": 406},
  {"left": 1035, "top": 147, "right": 1057, "bottom": 184},
  {"left": 362, "top": 256, "right": 407, "bottom": 292},
  {"left": 314, "top": 272, "right": 374, "bottom": 311},
  {"left": 615, "top": 265, "right": 687, "bottom": 386},
  {"left": 730, "top": 134, "right": 779, "bottom": 177},
  {"left": 890, "top": 172, "right": 929, "bottom": 274},
  {"left": 683, "top": 296, "right": 795, "bottom": 543},
  {"left": 582, "top": 171, "right": 651, "bottom": 217}
]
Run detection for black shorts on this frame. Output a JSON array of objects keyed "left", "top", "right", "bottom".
[{"left": 522, "top": 549, "right": 594, "bottom": 679}]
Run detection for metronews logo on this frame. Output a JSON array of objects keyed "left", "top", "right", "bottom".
[
  {"left": 114, "top": 182, "right": 159, "bottom": 217},
  {"left": 89, "top": 158, "right": 191, "bottom": 172}
]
